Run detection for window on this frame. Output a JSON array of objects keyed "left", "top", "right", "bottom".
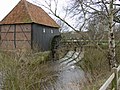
[
  {"left": 43, "top": 28, "right": 46, "bottom": 33},
  {"left": 51, "top": 30, "right": 53, "bottom": 33}
]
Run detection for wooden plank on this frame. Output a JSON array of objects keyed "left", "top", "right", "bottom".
[
  {"left": 99, "top": 73, "right": 115, "bottom": 90},
  {"left": 117, "top": 77, "right": 120, "bottom": 85},
  {"left": 113, "top": 67, "right": 118, "bottom": 90},
  {"left": 117, "top": 65, "right": 120, "bottom": 72},
  {"left": 99, "top": 65, "right": 120, "bottom": 90}
]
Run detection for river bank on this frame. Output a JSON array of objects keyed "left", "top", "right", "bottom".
[
  {"left": 0, "top": 46, "right": 119, "bottom": 90},
  {"left": 78, "top": 46, "right": 115, "bottom": 89},
  {"left": 0, "top": 49, "right": 88, "bottom": 90}
]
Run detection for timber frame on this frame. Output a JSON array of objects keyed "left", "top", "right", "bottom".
[{"left": 0, "top": 24, "right": 31, "bottom": 49}]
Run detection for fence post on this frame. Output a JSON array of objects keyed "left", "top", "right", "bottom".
[{"left": 112, "top": 67, "right": 118, "bottom": 90}]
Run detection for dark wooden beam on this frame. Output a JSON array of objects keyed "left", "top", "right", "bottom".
[
  {"left": 0, "top": 25, "right": 1, "bottom": 45},
  {"left": 1, "top": 31, "right": 31, "bottom": 33},
  {"left": 2, "top": 40, "right": 31, "bottom": 41},
  {"left": 14, "top": 25, "right": 16, "bottom": 48},
  {"left": 1, "top": 25, "right": 11, "bottom": 45},
  {"left": 31, "top": 24, "right": 33, "bottom": 49}
]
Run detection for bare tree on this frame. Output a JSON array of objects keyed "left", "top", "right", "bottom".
[
  {"left": 75, "top": 0, "right": 120, "bottom": 68},
  {"left": 108, "top": 0, "right": 117, "bottom": 67},
  {"left": 33, "top": 0, "right": 120, "bottom": 68},
  {"left": 56, "top": 19, "right": 69, "bottom": 32},
  {"left": 86, "top": 13, "right": 107, "bottom": 45}
]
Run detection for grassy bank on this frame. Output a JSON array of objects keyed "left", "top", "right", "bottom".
[
  {"left": 80, "top": 47, "right": 110, "bottom": 89},
  {"left": 1, "top": 46, "right": 120, "bottom": 90},
  {"left": 78, "top": 45, "right": 120, "bottom": 90},
  {"left": 0, "top": 50, "right": 58, "bottom": 90}
]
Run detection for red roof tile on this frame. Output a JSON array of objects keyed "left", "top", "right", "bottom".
[{"left": 0, "top": 0, "right": 60, "bottom": 28}]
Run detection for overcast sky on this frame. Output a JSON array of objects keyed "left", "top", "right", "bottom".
[
  {"left": 0, "top": 0, "right": 120, "bottom": 32},
  {"left": 0, "top": 0, "right": 68, "bottom": 21},
  {"left": 0, "top": 0, "right": 40, "bottom": 21},
  {"left": 0, "top": 0, "right": 19, "bottom": 21},
  {"left": 1, "top": 0, "right": 120, "bottom": 21}
]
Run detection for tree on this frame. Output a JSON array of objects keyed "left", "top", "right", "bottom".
[
  {"left": 108, "top": 0, "right": 117, "bottom": 68},
  {"left": 86, "top": 13, "right": 107, "bottom": 45},
  {"left": 34, "top": 0, "right": 120, "bottom": 68},
  {"left": 56, "top": 19, "right": 69, "bottom": 32}
]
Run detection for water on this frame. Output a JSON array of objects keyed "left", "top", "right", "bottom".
[
  {"left": 46, "top": 50, "right": 87, "bottom": 90},
  {"left": 54, "top": 66, "right": 86, "bottom": 90}
]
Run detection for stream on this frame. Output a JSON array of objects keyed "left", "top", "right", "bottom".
[{"left": 45, "top": 50, "right": 87, "bottom": 90}]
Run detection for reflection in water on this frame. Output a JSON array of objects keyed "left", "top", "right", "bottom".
[
  {"left": 46, "top": 51, "right": 86, "bottom": 90},
  {"left": 55, "top": 66, "right": 86, "bottom": 90}
]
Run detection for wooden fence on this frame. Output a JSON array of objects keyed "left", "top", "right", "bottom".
[{"left": 99, "top": 65, "right": 120, "bottom": 90}]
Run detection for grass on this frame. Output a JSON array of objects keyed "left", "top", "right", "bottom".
[
  {"left": 0, "top": 45, "right": 120, "bottom": 90},
  {"left": 0, "top": 50, "right": 59, "bottom": 90},
  {"left": 77, "top": 45, "right": 120, "bottom": 90},
  {"left": 77, "top": 46, "right": 111, "bottom": 89}
]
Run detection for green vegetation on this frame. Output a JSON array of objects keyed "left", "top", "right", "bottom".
[
  {"left": 0, "top": 50, "right": 58, "bottom": 90},
  {"left": 1, "top": 45, "right": 120, "bottom": 90},
  {"left": 79, "top": 47, "right": 109, "bottom": 89},
  {"left": 78, "top": 45, "right": 120, "bottom": 90}
]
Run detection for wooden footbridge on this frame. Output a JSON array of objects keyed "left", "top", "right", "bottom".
[
  {"left": 99, "top": 65, "right": 120, "bottom": 90},
  {"left": 51, "top": 35, "right": 87, "bottom": 59},
  {"left": 51, "top": 35, "right": 87, "bottom": 50}
]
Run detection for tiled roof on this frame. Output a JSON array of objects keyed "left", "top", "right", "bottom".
[{"left": 0, "top": 0, "right": 60, "bottom": 28}]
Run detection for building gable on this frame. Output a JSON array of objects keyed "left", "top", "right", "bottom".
[{"left": 0, "top": 0, "right": 59, "bottom": 28}]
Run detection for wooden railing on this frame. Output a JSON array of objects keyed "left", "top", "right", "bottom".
[{"left": 99, "top": 65, "right": 120, "bottom": 90}]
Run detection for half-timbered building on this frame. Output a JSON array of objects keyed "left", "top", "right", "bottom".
[{"left": 0, "top": 0, "right": 60, "bottom": 51}]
